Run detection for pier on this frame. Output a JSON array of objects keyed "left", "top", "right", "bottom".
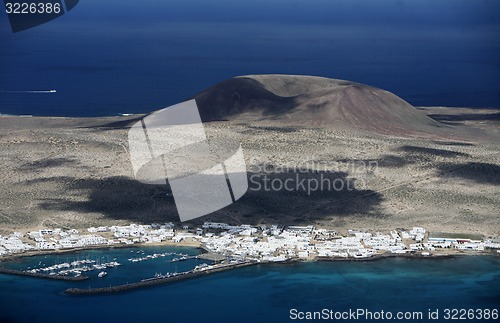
[
  {"left": 198, "top": 252, "right": 226, "bottom": 262},
  {"left": 169, "top": 255, "right": 198, "bottom": 263},
  {"left": 64, "top": 261, "right": 258, "bottom": 295},
  {"left": 0, "top": 267, "right": 89, "bottom": 281}
]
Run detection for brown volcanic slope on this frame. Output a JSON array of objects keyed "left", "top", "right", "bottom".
[{"left": 194, "top": 75, "right": 452, "bottom": 138}]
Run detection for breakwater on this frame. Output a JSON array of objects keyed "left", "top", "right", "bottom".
[
  {"left": 0, "top": 267, "right": 89, "bottom": 281},
  {"left": 64, "top": 261, "right": 258, "bottom": 295}
]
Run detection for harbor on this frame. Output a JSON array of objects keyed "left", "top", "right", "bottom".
[
  {"left": 25, "top": 259, "right": 121, "bottom": 277},
  {"left": 64, "top": 260, "right": 258, "bottom": 295},
  {"left": 3, "top": 252, "right": 498, "bottom": 323}
]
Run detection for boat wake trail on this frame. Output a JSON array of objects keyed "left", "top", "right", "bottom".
[{"left": 0, "top": 90, "right": 57, "bottom": 93}]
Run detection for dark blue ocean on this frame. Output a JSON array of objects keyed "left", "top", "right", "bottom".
[
  {"left": 1, "top": 0, "right": 499, "bottom": 117},
  {"left": 0, "top": 246, "right": 499, "bottom": 323},
  {"left": 1, "top": 2, "right": 499, "bottom": 321}
]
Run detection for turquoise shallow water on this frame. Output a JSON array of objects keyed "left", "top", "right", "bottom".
[{"left": 0, "top": 247, "right": 498, "bottom": 323}]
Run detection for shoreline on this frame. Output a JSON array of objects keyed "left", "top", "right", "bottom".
[
  {"left": 64, "top": 252, "right": 499, "bottom": 296},
  {"left": 0, "top": 243, "right": 497, "bottom": 294},
  {"left": 0, "top": 239, "right": 205, "bottom": 262},
  {"left": 1, "top": 238, "right": 497, "bottom": 264}
]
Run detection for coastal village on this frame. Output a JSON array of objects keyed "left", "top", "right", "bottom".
[
  {"left": 1, "top": 222, "right": 500, "bottom": 261},
  {"left": 1, "top": 222, "right": 499, "bottom": 294}
]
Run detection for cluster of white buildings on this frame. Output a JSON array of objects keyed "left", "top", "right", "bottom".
[
  {"left": 401, "top": 227, "right": 426, "bottom": 243},
  {"left": 315, "top": 236, "right": 372, "bottom": 258},
  {"left": 201, "top": 227, "right": 313, "bottom": 261},
  {"left": 105, "top": 223, "right": 177, "bottom": 243},
  {"left": 199, "top": 224, "right": 500, "bottom": 261},
  {"left": 0, "top": 232, "right": 35, "bottom": 256},
  {"left": 426, "top": 236, "right": 500, "bottom": 251},
  {"left": 1, "top": 222, "right": 499, "bottom": 260},
  {"left": 27, "top": 228, "right": 110, "bottom": 250},
  {"left": 1, "top": 223, "right": 180, "bottom": 255}
]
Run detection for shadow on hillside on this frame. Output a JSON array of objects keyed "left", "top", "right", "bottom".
[
  {"left": 428, "top": 112, "right": 500, "bottom": 122},
  {"left": 437, "top": 162, "right": 500, "bottom": 185},
  {"left": 30, "top": 168, "right": 384, "bottom": 225},
  {"left": 397, "top": 145, "right": 470, "bottom": 158},
  {"left": 79, "top": 115, "right": 145, "bottom": 131},
  {"left": 432, "top": 141, "right": 475, "bottom": 147},
  {"left": 19, "top": 157, "right": 82, "bottom": 171},
  {"left": 337, "top": 144, "right": 472, "bottom": 168}
]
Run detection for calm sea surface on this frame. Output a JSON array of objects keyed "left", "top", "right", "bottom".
[
  {"left": 0, "top": 0, "right": 499, "bottom": 117},
  {"left": 0, "top": 246, "right": 498, "bottom": 322}
]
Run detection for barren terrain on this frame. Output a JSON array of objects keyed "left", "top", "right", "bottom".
[{"left": 0, "top": 75, "right": 498, "bottom": 237}]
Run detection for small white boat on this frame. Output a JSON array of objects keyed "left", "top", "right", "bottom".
[{"left": 98, "top": 271, "right": 107, "bottom": 278}]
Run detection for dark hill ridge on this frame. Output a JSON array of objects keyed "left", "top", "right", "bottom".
[{"left": 193, "top": 74, "right": 452, "bottom": 138}]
